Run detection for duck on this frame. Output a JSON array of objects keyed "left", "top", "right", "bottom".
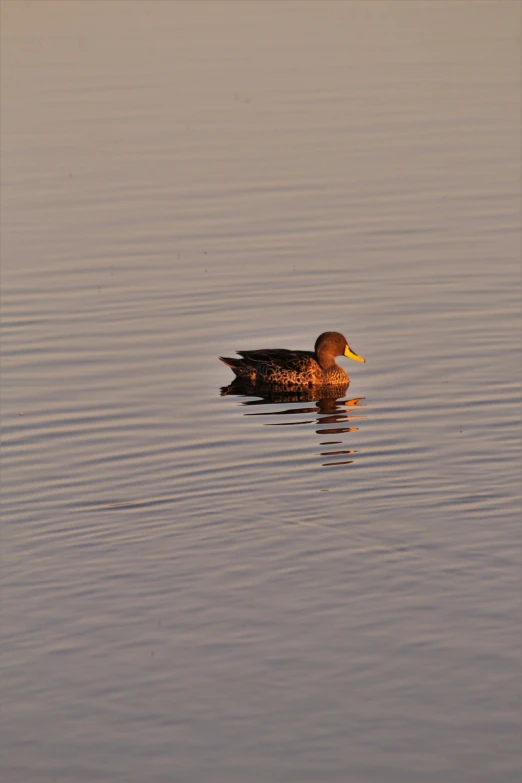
[{"left": 219, "top": 331, "right": 365, "bottom": 388}]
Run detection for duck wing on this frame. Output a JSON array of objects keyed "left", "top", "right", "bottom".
[{"left": 237, "top": 348, "right": 315, "bottom": 369}]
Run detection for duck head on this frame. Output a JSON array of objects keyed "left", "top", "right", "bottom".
[{"left": 315, "top": 331, "right": 365, "bottom": 370}]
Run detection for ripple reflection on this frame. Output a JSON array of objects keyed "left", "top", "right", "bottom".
[{"left": 220, "top": 382, "right": 366, "bottom": 467}]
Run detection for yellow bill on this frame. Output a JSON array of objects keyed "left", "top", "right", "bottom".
[{"left": 344, "top": 344, "right": 365, "bottom": 363}]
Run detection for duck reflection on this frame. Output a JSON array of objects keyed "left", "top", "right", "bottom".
[{"left": 220, "top": 382, "right": 366, "bottom": 467}]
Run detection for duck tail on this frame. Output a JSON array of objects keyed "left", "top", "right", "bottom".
[
  {"left": 219, "top": 356, "right": 251, "bottom": 379},
  {"left": 219, "top": 355, "right": 240, "bottom": 368}
]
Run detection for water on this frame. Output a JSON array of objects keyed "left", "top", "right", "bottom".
[{"left": 1, "top": 2, "right": 520, "bottom": 781}]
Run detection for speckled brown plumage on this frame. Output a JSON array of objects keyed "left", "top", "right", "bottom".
[{"left": 219, "top": 331, "right": 365, "bottom": 388}]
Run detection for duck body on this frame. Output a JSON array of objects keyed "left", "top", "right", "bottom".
[{"left": 219, "top": 331, "right": 365, "bottom": 388}]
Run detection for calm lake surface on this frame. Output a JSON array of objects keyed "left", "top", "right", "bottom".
[{"left": 2, "top": 2, "right": 520, "bottom": 781}]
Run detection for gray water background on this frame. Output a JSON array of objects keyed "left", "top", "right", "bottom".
[{"left": 2, "top": 2, "right": 520, "bottom": 782}]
